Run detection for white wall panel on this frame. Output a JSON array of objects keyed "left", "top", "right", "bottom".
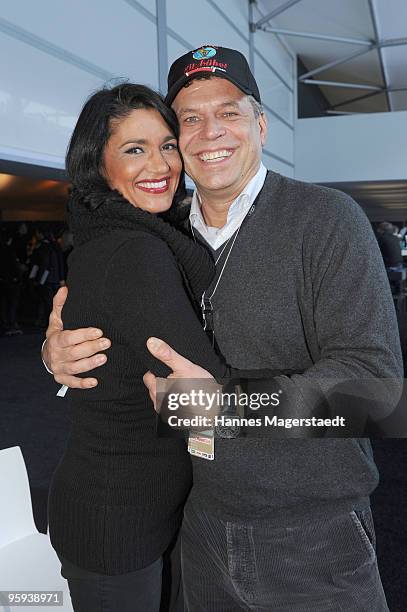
[
  {"left": 208, "top": 0, "right": 249, "bottom": 35},
  {"left": 254, "top": 29, "right": 294, "bottom": 86},
  {"left": 262, "top": 87, "right": 294, "bottom": 127},
  {"left": 0, "top": 0, "right": 296, "bottom": 173},
  {"left": 254, "top": 54, "right": 294, "bottom": 125},
  {"left": 167, "top": 36, "right": 192, "bottom": 67},
  {"left": 137, "top": 0, "right": 156, "bottom": 15},
  {"left": 167, "top": 1, "right": 249, "bottom": 56},
  {"left": 0, "top": 35, "right": 104, "bottom": 166},
  {"left": 0, "top": 0, "right": 161, "bottom": 167},
  {"left": 295, "top": 111, "right": 407, "bottom": 182},
  {"left": 263, "top": 153, "right": 294, "bottom": 178},
  {"left": 0, "top": 0, "right": 159, "bottom": 83},
  {"left": 264, "top": 119, "right": 294, "bottom": 165}
]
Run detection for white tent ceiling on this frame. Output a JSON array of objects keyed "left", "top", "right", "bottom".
[{"left": 256, "top": 0, "right": 407, "bottom": 113}]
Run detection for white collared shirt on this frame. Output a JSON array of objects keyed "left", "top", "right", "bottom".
[{"left": 189, "top": 162, "right": 267, "bottom": 250}]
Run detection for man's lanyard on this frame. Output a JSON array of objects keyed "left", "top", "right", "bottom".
[{"left": 190, "top": 198, "right": 259, "bottom": 350}]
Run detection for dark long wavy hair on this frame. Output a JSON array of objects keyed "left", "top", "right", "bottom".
[{"left": 66, "top": 82, "right": 186, "bottom": 210}]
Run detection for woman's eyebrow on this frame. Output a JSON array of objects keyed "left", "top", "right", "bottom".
[
  {"left": 120, "top": 135, "right": 176, "bottom": 147},
  {"left": 162, "top": 134, "right": 177, "bottom": 143},
  {"left": 120, "top": 138, "right": 148, "bottom": 147}
]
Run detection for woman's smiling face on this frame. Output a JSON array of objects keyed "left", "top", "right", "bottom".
[{"left": 103, "top": 108, "right": 183, "bottom": 214}]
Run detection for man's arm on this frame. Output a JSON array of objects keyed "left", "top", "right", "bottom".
[
  {"left": 42, "top": 286, "right": 111, "bottom": 388},
  {"left": 144, "top": 193, "right": 404, "bottom": 430}
]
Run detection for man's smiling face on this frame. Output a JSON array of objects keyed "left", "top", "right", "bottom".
[{"left": 172, "top": 77, "right": 267, "bottom": 201}]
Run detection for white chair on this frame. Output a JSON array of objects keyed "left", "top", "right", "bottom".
[{"left": 0, "top": 446, "right": 73, "bottom": 611}]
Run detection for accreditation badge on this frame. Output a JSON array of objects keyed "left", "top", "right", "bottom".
[{"left": 188, "top": 429, "right": 214, "bottom": 460}]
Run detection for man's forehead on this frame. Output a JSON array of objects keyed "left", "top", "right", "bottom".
[{"left": 171, "top": 78, "right": 247, "bottom": 112}]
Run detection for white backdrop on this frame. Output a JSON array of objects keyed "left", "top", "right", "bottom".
[
  {"left": 295, "top": 110, "right": 407, "bottom": 183},
  {"left": 0, "top": 0, "right": 296, "bottom": 178}
]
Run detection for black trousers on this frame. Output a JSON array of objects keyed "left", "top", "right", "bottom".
[{"left": 59, "top": 555, "right": 163, "bottom": 612}]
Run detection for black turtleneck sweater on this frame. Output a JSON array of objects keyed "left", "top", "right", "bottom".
[{"left": 48, "top": 190, "right": 230, "bottom": 575}]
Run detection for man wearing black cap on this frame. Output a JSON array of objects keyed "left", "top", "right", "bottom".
[
  {"left": 44, "top": 46, "right": 401, "bottom": 610},
  {"left": 165, "top": 45, "right": 262, "bottom": 105}
]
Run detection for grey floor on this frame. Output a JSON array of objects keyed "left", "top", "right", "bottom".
[{"left": 1, "top": 329, "right": 406, "bottom": 611}]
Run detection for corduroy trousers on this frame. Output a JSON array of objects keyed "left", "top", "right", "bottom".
[{"left": 181, "top": 501, "right": 389, "bottom": 611}]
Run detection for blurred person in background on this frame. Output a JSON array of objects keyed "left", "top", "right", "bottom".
[
  {"left": 376, "top": 221, "right": 404, "bottom": 271},
  {"left": 29, "top": 227, "right": 65, "bottom": 327},
  {"left": 0, "top": 227, "right": 24, "bottom": 335},
  {"left": 399, "top": 223, "right": 407, "bottom": 246},
  {"left": 14, "top": 222, "right": 31, "bottom": 266}
]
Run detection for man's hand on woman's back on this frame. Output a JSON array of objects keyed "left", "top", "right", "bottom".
[{"left": 42, "top": 286, "right": 111, "bottom": 388}]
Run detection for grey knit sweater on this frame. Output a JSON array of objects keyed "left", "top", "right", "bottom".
[{"left": 188, "top": 171, "right": 403, "bottom": 523}]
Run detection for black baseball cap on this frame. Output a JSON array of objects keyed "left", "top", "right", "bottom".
[{"left": 165, "top": 45, "right": 261, "bottom": 106}]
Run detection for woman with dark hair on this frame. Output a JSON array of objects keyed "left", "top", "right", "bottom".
[{"left": 47, "top": 83, "right": 248, "bottom": 611}]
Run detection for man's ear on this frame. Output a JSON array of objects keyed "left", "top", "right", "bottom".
[{"left": 259, "top": 112, "right": 268, "bottom": 146}]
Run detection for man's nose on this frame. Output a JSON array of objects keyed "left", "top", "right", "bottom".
[{"left": 200, "top": 117, "right": 226, "bottom": 140}]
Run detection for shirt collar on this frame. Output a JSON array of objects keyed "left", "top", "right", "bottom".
[{"left": 189, "top": 162, "right": 267, "bottom": 232}]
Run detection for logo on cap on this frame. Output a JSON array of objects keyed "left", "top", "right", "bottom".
[{"left": 193, "top": 46, "right": 216, "bottom": 60}]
